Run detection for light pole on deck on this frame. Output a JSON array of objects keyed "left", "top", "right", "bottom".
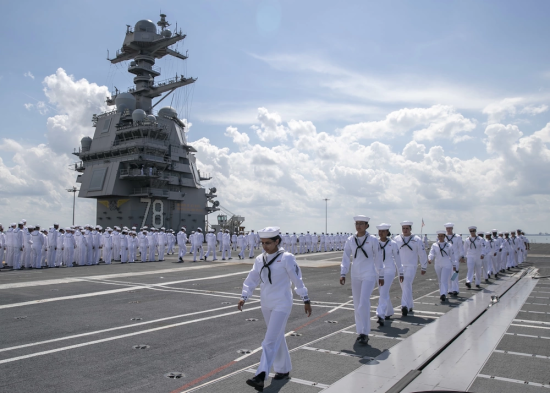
[
  {"left": 323, "top": 198, "right": 330, "bottom": 234},
  {"left": 66, "top": 186, "right": 79, "bottom": 225}
]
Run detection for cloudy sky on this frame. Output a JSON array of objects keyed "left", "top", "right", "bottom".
[{"left": 2, "top": 0, "right": 550, "bottom": 234}]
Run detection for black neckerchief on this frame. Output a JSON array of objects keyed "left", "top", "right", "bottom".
[
  {"left": 512, "top": 237, "right": 516, "bottom": 244},
  {"left": 400, "top": 235, "right": 413, "bottom": 250},
  {"left": 445, "top": 234, "right": 456, "bottom": 244},
  {"left": 354, "top": 234, "right": 369, "bottom": 258},
  {"left": 379, "top": 239, "right": 390, "bottom": 261},
  {"left": 469, "top": 236, "right": 478, "bottom": 249},
  {"left": 438, "top": 242, "right": 448, "bottom": 257},
  {"left": 260, "top": 251, "right": 283, "bottom": 284}
]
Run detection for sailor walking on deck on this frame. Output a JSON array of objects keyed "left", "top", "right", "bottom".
[
  {"left": 248, "top": 230, "right": 256, "bottom": 259},
  {"left": 177, "top": 227, "right": 187, "bottom": 262},
  {"left": 444, "top": 223, "right": 464, "bottom": 296},
  {"left": 239, "top": 226, "right": 312, "bottom": 392},
  {"left": 428, "top": 231, "right": 456, "bottom": 301},
  {"left": 465, "top": 226, "right": 486, "bottom": 288},
  {"left": 393, "top": 221, "right": 428, "bottom": 316},
  {"left": 340, "top": 215, "right": 383, "bottom": 345},
  {"left": 222, "top": 229, "right": 232, "bottom": 260},
  {"left": 204, "top": 229, "right": 218, "bottom": 261},
  {"left": 375, "top": 223, "right": 403, "bottom": 326}
]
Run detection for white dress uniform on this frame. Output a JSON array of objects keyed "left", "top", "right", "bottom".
[
  {"left": 177, "top": 229, "right": 187, "bottom": 260},
  {"left": 393, "top": 221, "right": 428, "bottom": 313},
  {"left": 157, "top": 229, "right": 167, "bottom": 261},
  {"left": 30, "top": 228, "right": 44, "bottom": 269},
  {"left": 464, "top": 227, "right": 486, "bottom": 287},
  {"left": 216, "top": 230, "right": 223, "bottom": 252},
  {"left": 204, "top": 231, "right": 218, "bottom": 261},
  {"left": 290, "top": 233, "right": 297, "bottom": 254},
  {"left": 497, "top": 233, "right": 506, "bottom": 271},
  {"left": 102, "top": 231, "right": 113, "bottom": 264},
  {"left": 222, "top": 231, "right": 232, "bottom": 260},
  {"left": 237, "top": 233, "right": 245, "bottom": 259},
  {"left": 428, "top": 234, "right": 456, "bottom": 299},
  {"left": 138, "top": 231, "right": 149, "bottom": 261},
  {"left": 241, "top": 227, "right": 309, "bottom": 382},
  {"left": 375, "top": 224, "right": 403, "bottom": 321},
  {"left": 47, "top": 227, "right": 58, "bottom": 268},
  {"left": 5, "top": 225, "right": 15, "bottom": 268},
  {"left": 63, "top": 230, "right": 76, "bottom": 267},
  {"left": 147, "top": 230, "right": 157, "bottom": 261},
  {"left": 120, "top": 233, "right": 129, "bottom": 263},
  {"left": 341, "top": 216, "right": 382, "bottom": 338},
  {"left": 444, "top": 223, "right": 464, "bottom": 295},
  {"left": 484, "top": 235, "right": 498, "bottom": 279},
  {"left": 128, "top": 234, "right": 137, "bottom": 262},
  {"left": 510, "top": 234, "right": 524, "bottom": 265},
  {"left": 193, "top": 230, "right": 205, "bottom": 261}
]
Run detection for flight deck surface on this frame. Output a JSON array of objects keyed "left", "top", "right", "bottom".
[{"left": 0, "top": 245, "right": 548, "bottom": 392}]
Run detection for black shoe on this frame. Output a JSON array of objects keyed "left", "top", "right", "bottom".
[
  {"left": 476, "top": 284, "right": 481, "bottom": 288},
  {"left": 385, "top": 316, "right": 391, "bottom": 320},
  {"left": 466, "top": 282, "right": 471, "bottom": 289},
  {"left": 273, "top": 372, "right": 289, "bottom": 380},
  {"left": 507, "top": 267, "right": 510, "bottom": 271},
  {"left": 409, "top": 308, "right": 413, "bottom": 312},
  {"left": 495, "top": 273, "right": 499, "bottom": 278},
  {"left": 440, "top": 294, "right": 446, "bottom": 302},
  {"left": 485, "top": 279, "right": 489, "bottom": 283},
  {"left": 246, "top": 372, "right": 265, "bottom": 391},
  {"left": 377, "top": 317, "right": 384, "bottom": 327},
  {"left": 401, "top": 306, "right": 408, "bottom": 317},
  {"left": 357, "top": 334, "right": 369, "bottom": 345}
]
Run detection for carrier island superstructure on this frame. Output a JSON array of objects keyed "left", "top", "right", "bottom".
[{"left": 73, "top": 14, "right": 220, "bottom": 232}]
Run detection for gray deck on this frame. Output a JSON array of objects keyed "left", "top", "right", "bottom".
[{"left": 0, "top": 245, "right": 548, "bottom": 392}]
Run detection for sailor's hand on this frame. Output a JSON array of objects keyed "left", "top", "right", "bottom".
[
  {"left": 399, "top": 275, "right": 404, "bottom": 283},
  {"left": 304, "top": 303, "right": 312, "bottom": 317},
  {"left": 453, "top": 267, "right": 457, "bottom": 272},
  {"left": 480, "top": 255, "right": 484, "bottom": 259},
  {"left": 460, "top": 257, "right": 465, "bottom": 263},
  {"left": 339, "top": 277, "right": 345, "bottom": 285},
  {"left": 421, "top": 270, "right": 426, "bottom": 275},
  {"left": 428, "top": 260, "right": 432, "bottom": 264},
  {"left": 379, "top": 278, "right": 385, "bottom": 287},
  {"left": 237, "top": 299, "right": 245, "bottom": 311}
]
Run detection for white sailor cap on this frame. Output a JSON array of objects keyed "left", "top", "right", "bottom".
[
  {"left": 22, "top": 219, "right": 27, "bottom": 223},
  {"left": 132, "top": 226, "right": 136, "bottom": 230},
  {"left": 53, "top": 222, "right": 59, "bottom": 226},
  {"left": 28, "top": 225, "right": 35, "bottom": 230},
  {"left": 376, "top": 223, "right": 391, "bottom": 230},
  {"left": 18, "top": 221, "right": 24, "bottom": 225},
  {"left": 511, "top": 230, "right": 516, "bottom": 233},
  {"left": 498, "top": 231, "right": 503, "bottom": 235},
  {"left": 107, "top": 227, "right": 113, "bottom": 231},
  {"left": 492, "top": 229, "right": 498, "bottom": 232},
  {"left": 143, "top": 226, "right": 148, "bottom": 229},
  {"left": 95, "top": 225, "right": 100, "bottom": 229},
  {"left": 181, "top": 227, "right": 186, "bottom": 231},
  {"left": 65, "top": 227, "right": 71, "bottom": 231},
  {"left": 123, "top": 226, "right": 128, "bottom": 229},
  {"left": 504, "top": 231, "right": 509, "bottom": 234},
  {"left": 354, "top": 215, "right": 370, "bottom": 223},
  {"left": 258, "top": 226, "right": 280, "bottom": 238},
  {"left": 209, "top": 229, "right": 214, "bottom": 232},
  {"left": 436, "top": 230, "right": 445, "bottom": 235},
  {"left": 10, "top": 223, "right": 16, "bottom": 226},
  {"left": 400, "top": 220, "right": 413, "bottom": 226},
  {"left": 478, "top": 231, "right": 485, "bottom": 235},
  {"left": 468, "top": 226, "right": 477, "bottom": 231},
  {"left": 444, "top": 222, "right": 454, "bottom": 228},
  {"left": 161, "top": 227, "right": 165, "bottom": 230}
]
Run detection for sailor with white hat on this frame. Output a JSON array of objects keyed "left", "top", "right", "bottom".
[
  {"left": 428, "top": 230, "right": 456, "bottom": 301},
  {"left": 231, "top": 232, "right": 238, "bottom": 251},
  {"left": 138, "top": 228, "right": 149, "bottom": 262},
  {"left": 484, "top": 232, "right": 498, "bottom": 281},
  {"left": 157, "top": 227, "right": 167, "bottom": 261},
  {"left": 248, "top": 230, "right": 257, "bottom": 258},
  {"left": 290, "top": 232, "right": 297, "bottom": 254},
  {"left": 112, "top": 227, "right": 121, "bottom": 262},
  {"left": 464, "top": 226, "right": 486, "bottom": 288},
  {"left": 192, "top": 228, "right": 205, "bottom": 262},
  {"left": 222, "top": 229, "right": 232, "bottom": 260},
  {"left": 120, "top": 229, "right": 129, "bottom": 263},
  {"left": 74, "top": 226, "right": 86, "bottom": 266},
  {"left": 239, "top": 226, "right": 311, "bottom": 391},
  {"left": 47, "top": 223, "right": 58, "bottom": 269},
  {"left": 128, "top": 230, "right": 137, "bottom": 262},
  {"left": 340, "top": 215, "right": 383, "bottom": 345},
  {"left": 101, "top": 228, "right": 113, "bottom": 264},
  {"left": 55, "top": 227, "right": 65, "bottom": 267},
  {"left": 444, "top": 223, "right": 464, "bottom": 296},
  {"left": 63, "top": 227, "right": 76, "bottom": 267},
  {"left": 375, "top": 223, "right": 403, "bottom": 326},
  {"left": 4, "top": 223, "right": 16, "bottom": 269},
  {"left": 147, "top": 228, "right": 158, "bottom": 262},
  {"left": 204, "top": 229, "right": 218, "bottom": 261},
  {"left": 393, "top": 220, "right": 428, "bottom": 316},
  {"left": 510, "top": 230, "right": 524, "bottom": 266},
  {"left": 177, "top": 227, "right": 187, "bottom": 262}
]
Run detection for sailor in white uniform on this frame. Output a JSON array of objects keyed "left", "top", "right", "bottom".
[
  {"left": 193, "top": 228, "right": 205, "bottom": 262},
  {"left": 428, "top": 230, "right": 456, "bottom": 302},
  {"left": 340, "top": 215, "right": 382, "bottom": 344},
  {"left": 444, "top": 222, "right": 464, "bottom": 296},
  {"left": 237, "top": 231, "right": 246, "bottom": 259},
  {"left": 393, "top": 220, "right": 428, "bottom": 316},
  {"left": 204, "top": 229, "right": 218, "bottom": 261},
  {"left": 239, "top": 227, "right": 311, "bottom": 392},
  {"left": 464, "top": 226, "right": 486, "bottom": 288},
  {"left": 290, "top": 233, "right": 297, "bottom": 254},
  {"left": 375, "top": 223, "right": 403, "bottom": 326},
  {"left": 217, "top": 229, "right": 224, "bottom": 252},
  {"left": 248, "top": 230, "right": 257, "bottom": 258},
  {"left": 177, "top": 227, "right": 187, "bottom": 262},
  {"left": 222, "top": 229, "right": 232, "bottom": 260},
  {"left": 484, "top": 232, "right": 498, "bottom": 281}
]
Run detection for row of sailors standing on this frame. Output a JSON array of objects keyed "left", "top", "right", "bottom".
[
  {"left": 339, "top": 217, "right": 530, "bottom": 346},
  {"left": 281, "top": 232, "right": 350, "bottom": 254},
  {"left": 1, "top": 222, "right": 178, "bottom": 269}
]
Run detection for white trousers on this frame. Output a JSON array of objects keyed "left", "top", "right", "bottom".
[
  {"left": 121, "top": 248, "right": 128, "bottom": 263},
  {"left": 351, "top": 276, "right": 376, "bottom": 335},
  {"left": 65, "top": 248, "right": 74, "bottom": 266},
  {"left": 256, "top": 308, "right": 291, "bottom": 379},
  {"left": 376, "top": 271, "right": 395, "bottom": 318},
  {"left": 129, "top": 247, "right": 136, "bottom": 262},
  {"left": 6, "top": 246, "right": 15, "bottom": 267},
  {"left": 158, "top": 244, "right": 165, "bottom": 261},
  {"left": 178, "top": 243, "right": 187, "bottom": 258},
  {"left": 291, "top": 243, "right": 297, "bottom": 254},
  {"left": 466, "top": 256, "right": 483, "bottom": 285},
  {"left": 222, "top": 244, "right": 231, "bottom": 260},
  {"left": 31, "top": 247, "right": 42, "bottom": 268},
  {"left": 104, "top": 248, "right": 112, "bottom": 264},
  {"left": 148, "top": 245, "right": 157, "bottom": 261},
  {"left": 13, "top": 248, "right": 22, "bottom": 269},
  {"left": 47, "top": 248, "right": 56, "bottom": 268},
  {"left": 249, "top": 244, "right": 255, "bottom": 258},
  {"left": 435, "top": 265, "right": 452, "bottom": 296},
  {"left": 400, "top": 265, "right": 417, "bottom": 309},
  {"left": 205, "top": 244, "right": 217, "bottom": 260}
]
